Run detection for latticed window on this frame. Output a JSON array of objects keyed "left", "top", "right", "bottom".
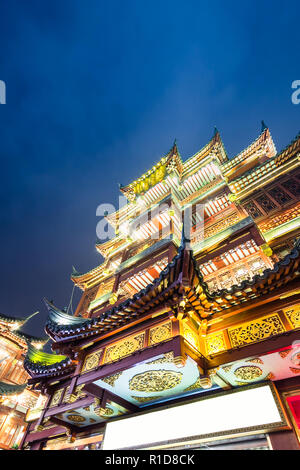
[{"left": 234, "top": 266, "right": 251, "bottom": 284}]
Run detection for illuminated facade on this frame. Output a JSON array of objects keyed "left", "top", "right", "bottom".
[
  {"left": 22, "top": 125, "right": 300, "bottom": 450},
  {"left": 0, "top": 312, "right": 46, "bottom": 449}
]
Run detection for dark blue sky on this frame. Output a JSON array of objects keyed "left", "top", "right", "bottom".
[{"left": 0, "top": 0, "right": 299, "bottom": 340}]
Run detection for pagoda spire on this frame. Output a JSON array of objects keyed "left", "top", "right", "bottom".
[
  {"left": 169, "top": 138, "right": 179, "bottom": 156},
  {"left": 261, "top": 120, "right": 268, "bottom": 132},
  {"left": 71, "top": 265, "right": 81, "bottom": 277},
  {"left": 213, "top": 126, "right": 219, "bottom": 137}
]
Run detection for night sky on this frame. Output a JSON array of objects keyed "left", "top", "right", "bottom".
[{"left": 0, "top": 0, "right": 299, "bottom": 342}]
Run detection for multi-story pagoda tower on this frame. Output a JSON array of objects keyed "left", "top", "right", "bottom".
[
  {"left": 0, "top": 311, "right": 47, "bottom": 449},
  {"left": 22, "top": 126, "right": 300, "bottom": 450}
]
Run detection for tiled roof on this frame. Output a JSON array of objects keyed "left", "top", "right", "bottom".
[
  {"left": 229, "top": 132, "right": 300, "bottom": 193},
  {"left": 24, "top": 344, "right": 74, "bottom": 378},
  {"left": 0, "top": 381, "right": 27, "bottom": 397},
  {"left": 43, "top": 234, "right": 300, "bottom": 345}
]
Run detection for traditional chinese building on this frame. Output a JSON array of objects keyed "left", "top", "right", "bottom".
[
  {"left": 22, "top": 125, "right": 300, "bottom": 450},
  {"left": 0, "top": 312, "right": 46, "bottom": 449}
]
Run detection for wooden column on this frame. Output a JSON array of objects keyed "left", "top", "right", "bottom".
[
  {"left": 29, "top": 439, "right": 46, "bottom": 450},
  {"left": 69, "top": 352, "right": 84, "bottom": 395},
  {"left": 267, "top": 430, "right": 300, "bottom": 450}
]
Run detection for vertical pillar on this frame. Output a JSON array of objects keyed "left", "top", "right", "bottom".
[
  {"left": 29, "top": 439, "right": 46, "bottom": 450},
  {"left": 267, "top": 430, "right": 300, "bottom": 450},
  {"left": 19, "top": 422, "right": 30, "bottom": 450},
  {"left": 69, "top": 352, "right": 84, "bottom": 395}
]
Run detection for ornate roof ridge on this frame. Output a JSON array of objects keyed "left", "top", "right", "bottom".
[
  {"left": 0, "top": 381, "right": 27, "bottom": 397},
  {"left": 231, "top": 131, "right": 300, "bottom": 184},
  {"left": 25, "top": 342, "right": 67, "bottom": 365},
  {"left": 10, "top": 330, "right": 48, "bottom": 344},
  {"left": 182, "top": 128, "right": 227, "bottom": 174},
  {"left": 43, "top": 234, "right": 300, "bottom": 343},
  {"left": 222, "top": 126, "right": 272, "bottom": 172},
  {"left": 120, "top": 139, "right": 181, "bottom": 193},
  {"left": 45, "top": 238, "right": 189, "bottom": 337},
  {"left": 0, "top": 310, "right": 38, "bottom": 325},
  {"left": 71, "top": 262, "right": 104, "bottom": 280},
  {"left": 0, "top": 311, "right": 47, "bottom": 345}
]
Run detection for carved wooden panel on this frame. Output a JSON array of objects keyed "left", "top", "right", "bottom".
[
  {"left": 283, "top": 305, "right": 300, "bottom": 329},
  {"left": 228, "top": 314, "right": 285, "bottom": 348},
  {"left": 81, "top": 350, "right": 103, "bottom": 374},
  {"left": 205, "top": 332, "right": 227, "bottom": 355},
  {"left": 103, "top": 333, "right": 145, "bottom": 364},
  {"left": 149, "top": 322, "right": 172, "bottom": 345},
  {"left": 49, "top": 389, "right": 63, "bottom": 408}
]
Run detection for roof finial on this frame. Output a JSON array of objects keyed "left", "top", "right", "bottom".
[
  {"left": 71, "top": 265, "right": 81, "bottom": 276},
  {"left": 171, "top": 138, "right": 178, "bottom": 154},
  {"left": 23, "top": 311, "right": 39, "bottom": 327},
  {"left": 261, "top": 120, "right": 268, "bottom": 132},
  {"left": 213, "top": 126, "right": 219, "bottom": 137}
]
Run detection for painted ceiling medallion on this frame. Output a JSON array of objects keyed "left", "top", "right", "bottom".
[
  {"left": 291, "top": 351, "right": 300, "bottom": 366},
  {"left": 234, "top": 365, "right": 263, "bottom": 381},
  {"left": 66, "top": 414, "right": 86, "bottom": 423},
  {"left": 279, "top": 349, "right": 292, "bottom": 359},
  {"left": 129, "top": 370, "right": 183, "bottom": 392}
]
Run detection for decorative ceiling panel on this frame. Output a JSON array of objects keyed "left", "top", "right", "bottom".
[
  {"left": 216, "top": 343, "right": 300, "bottom": 387},
  {"left": 94, "top": 353, "right": 219, "bottom": 407}
]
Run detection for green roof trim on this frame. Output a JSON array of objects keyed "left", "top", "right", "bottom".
[
  {"left": 0, "top": 381, "right": 27, "bottom": 397},
  {"left": 26, "top": 343, "right": 66, "bottom": 366}
]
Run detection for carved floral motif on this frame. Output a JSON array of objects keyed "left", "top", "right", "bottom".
[
  {"left": 284, "top": 305, "right": 300, "bottom": 329},
  {"left": 66, "top": 414, "right": 86, "bottom": 423},
  {"left": 206, "top": 333, "right": 226, "bottom": 355},
  {"left": 149, "top": 322, "right": 172, "bottom": 345},
  {"left": 129, "top": 370, "right": 183, "bottom": 392},
  {"left": 49, "top": 389, "right": 63, "bottom": 408},
  {"left": 104, "top": 333, "right": 145, "bottom": 363},
  {"left": 228, "top": 314, "right": 285, "bottom": 348},
  {"left": 234, "top": 366, "right": 263, "bottom": 381},
  {"left": 81, "top": 350, "right": 102, "bottom": 374},
  {"left": 146, "top": 352, "right": 175, "bottom": 365}
]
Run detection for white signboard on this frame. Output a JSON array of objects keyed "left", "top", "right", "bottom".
[{"left": 102, "top": 384, "right": 286, "bottom": 449}]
